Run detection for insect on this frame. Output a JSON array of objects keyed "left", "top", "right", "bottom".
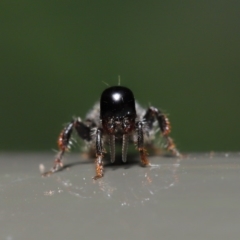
[{"left": 43, "top": 86, "right": 180, "bottom": 179}]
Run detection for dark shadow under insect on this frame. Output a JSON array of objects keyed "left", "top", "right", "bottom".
[{"left": 42, "top": 86, "right": 181, "bottom": 179}]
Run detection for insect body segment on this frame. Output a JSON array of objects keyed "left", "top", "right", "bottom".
[{"left": 43, "top": 86, "right": 180, "bottom": 179}]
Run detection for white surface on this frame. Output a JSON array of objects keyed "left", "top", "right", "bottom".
[{"left": 0, "top": 152, "right": 240, "bottom": 240}]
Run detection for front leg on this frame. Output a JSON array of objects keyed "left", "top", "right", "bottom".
[
  {"left": 42, "top": 118, "right": 92, "bottom": 176},
  {"left": 42, "top": 120, "right": 74, "bottom": 176},
  {"left": 143, "top": 107, "right": 181, "bottom": 157},
  {"left": 93, "top": 128, "right": 104, "bottom": 180},
  {"left": 136, "top": 121, "right": 150, "bottom": 166}
]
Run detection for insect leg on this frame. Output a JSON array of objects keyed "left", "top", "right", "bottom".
[
  {"left": 136, "top": 121, "right": 150, "bottom": 166},
  {"left": 93, "top": 128, "right": 104, "bottom": 180},
  {"left": 43, "top": 118, "right": 92, "bottom": 176},
  {"left": 122, "top": 134, "right": 129, "bottom": 163},
  {"left": 74, "top": 118, "right": 93, "bottom": 141},
  {"left": 143, "top": 107, "right": 181, "bottom": 157}
]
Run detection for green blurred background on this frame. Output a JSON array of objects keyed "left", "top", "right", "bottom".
[{"left": 0, "top": 1, "right": 239, "bottom": 152}]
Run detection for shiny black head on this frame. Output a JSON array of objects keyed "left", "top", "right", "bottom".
[{"left": 100, "top": 86, "right": 136, "bottom": 133}]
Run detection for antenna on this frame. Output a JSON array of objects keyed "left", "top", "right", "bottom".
[
  {"left": 118, "top": 75, "right": 121, "bottom": 86},
  {"left": 102, "top": 81, "right": 110, "bottom": 87}
]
